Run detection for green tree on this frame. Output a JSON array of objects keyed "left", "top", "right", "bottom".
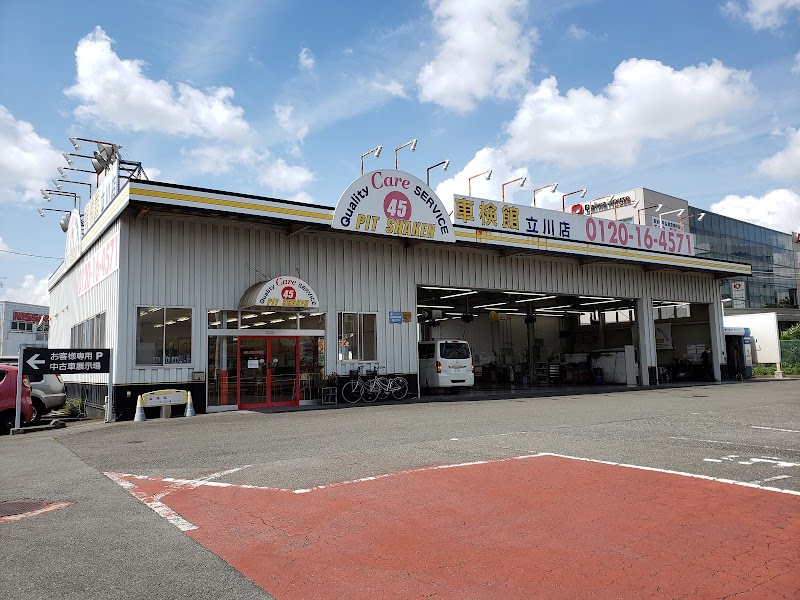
[{"left": 780, "top": 323, "right": 800, "bottom": 340}]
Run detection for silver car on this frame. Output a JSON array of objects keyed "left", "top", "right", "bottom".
[{"left": 0, "top": 357, "right": 66, "bottom": 424}]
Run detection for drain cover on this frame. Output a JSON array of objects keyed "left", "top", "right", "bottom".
[{"left": 0, "top": 499, "right": 49, "bottom": 517}]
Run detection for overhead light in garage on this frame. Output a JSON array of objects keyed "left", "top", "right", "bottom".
[
  {"left": 515, "top": 295, "right": 557, "bottom": 303},
  {"left": 580, "top": 299, "right": 620, "bottom": 306}
]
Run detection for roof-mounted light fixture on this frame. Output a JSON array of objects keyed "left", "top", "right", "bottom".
[
  {"left": 657, "top": 208, "right": 685, "bottom": 228},
  {"left": 394, "top": 139, "right": 417, "bottom": 169},
  {"left": 467, "top": 169, "right": 492, "bottom": 196},
  {"left": 531, "top": 183, "right": 558, "bottom": 207},
  {"left": 426, "top": 159, "right": 450, "bottom": 186},
  {"left": 501, "top": 176, "right": 526, "bottom": 202},
  {"left": 55, "top": 178, "right": 93, "bottom": 197},
  {"left": 636, "top": 203, "right": 664, "bottom": 224},
  {"left": 679, "top": 212, "right": 706, "bottom": 231},
  {"left": 360, "top": 145, "right": 382, "bottom": 175},
  {"left": 36, "top": 206, "right": 76, "bottom": 232},
  {"left": 561, "top": 188, "right": 587, "bottom": 212},
  {"left": 39, "top": 189, "right": 81, "bottom": 212}
]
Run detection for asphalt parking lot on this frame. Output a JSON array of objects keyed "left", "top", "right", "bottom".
[{"left": 2, "top": 379, "right": 798, "bottom": 598}]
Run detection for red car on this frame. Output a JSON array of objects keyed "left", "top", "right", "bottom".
[{"left": 0, "top": 364, "right": 34, "bottom": 434}]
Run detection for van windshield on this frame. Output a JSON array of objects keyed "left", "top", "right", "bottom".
[{"left": 441, "top": 342, "right": 470, "bottom": 360}]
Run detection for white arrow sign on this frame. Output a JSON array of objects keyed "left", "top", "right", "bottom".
[{"left": 26, "top": 354, "right": 45, "bottom": 371}]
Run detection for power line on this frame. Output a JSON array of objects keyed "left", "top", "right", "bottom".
[{"left": 0, "top": 248, "right": 62, "bottom": 260}]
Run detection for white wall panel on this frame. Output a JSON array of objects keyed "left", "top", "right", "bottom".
[{"left": 49, "top": 223, "right": 121, "bottom": 384}]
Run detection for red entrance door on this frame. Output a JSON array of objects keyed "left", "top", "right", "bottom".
[{"left": 237, "top": 336, "right": 299, "bottom": 408}]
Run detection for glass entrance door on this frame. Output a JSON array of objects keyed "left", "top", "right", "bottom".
[
  {"left": 237, "top": 336, "right": 299, "bottom": 408},
  {"left": 238, "top": 337, "right": 267, "bottom": 408},
  {"left": 268, "top": 337, "right": 298, "bottom": 406}
]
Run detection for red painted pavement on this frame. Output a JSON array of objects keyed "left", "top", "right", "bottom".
[{"left": 111, "top": 455, "right": 800, "bottom": 599}]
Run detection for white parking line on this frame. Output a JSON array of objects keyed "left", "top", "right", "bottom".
[
  {"left": 751, "top": 426, "right": 800, "bottom": 433},
  {"left": 669, "top": 436, "right": 798, "bottom": 452}
]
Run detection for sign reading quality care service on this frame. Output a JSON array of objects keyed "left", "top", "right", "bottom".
[{"left": 333, "top": 169, "right": 455, "bottom": 242}]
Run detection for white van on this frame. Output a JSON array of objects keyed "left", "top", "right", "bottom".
[{"left": 418, "top": 339, "right": 475, "bottom": 393}]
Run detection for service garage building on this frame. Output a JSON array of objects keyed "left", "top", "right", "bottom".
[{"left": 47, "top": 160, "right": 751, "bottom": 419}]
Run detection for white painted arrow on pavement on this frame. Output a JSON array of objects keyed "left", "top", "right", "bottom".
[{"left": 26, "top": 354, "right": 45, "bottom": 370}]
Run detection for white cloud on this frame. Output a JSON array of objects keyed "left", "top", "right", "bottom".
[
  {"left": 142, "top": 166, "right": 162, "bottom": 181},
  {"left": 0, "top": 274, "right": 50, "bottom": 306},
  {"left": 257, "top": 158, "right": 314, "bottom": 194},
  {"left": 567, "top": 24, "right": 589, "bottom": 40},
  {"left": 288, "top": 190, "right": 314, "bottom": 204},
  {"left": 0, "top": 236, "right": 10, "bottom": 253},
  {"left": 182, "top": 143, "right": 313, "bottom": 195},
  {"left": 793, "top": 50, "right": 800, "bottom": 74},
  {"left": 723, "top": 0, "right": 800, "bottom": 30},
  {"left": 370, "top": 80, "right": 409, "bottom": 99},
  {"left": 417, "top": 0, "right": 533, "bottom": 112},
  {"left": 65, "top": 27, "right": 251, "bottom": 141},
  {"left": 0, "top": 106, "right": 63, "bottom": 202},
  {"left": 433, "top": 147, "right": 535, "bottom": 213},
  {"left": 274, "top": 103, "right": 309, "bottom": 156},
  {"left": 299, "top": 48, "right": 315, "bottom": 71},
  {"left": 503, "top": 59, "right": 755, "bottom": 167},
  {"left": 182, "top": 145, "right": 264, "bottom": 175},
  {"left": 758, "top": 128, "right": 800, "bottom": 180},
  {"left": 711, "top": 188, "right": 800, "bottom": 234}
]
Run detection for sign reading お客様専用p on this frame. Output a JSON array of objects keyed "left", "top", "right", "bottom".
[
  {"left": 333, "top": 170, "right": 455, "bottom": 242},
  {"left": 22, "top": 347, "right": 110, "bottom": 376}
]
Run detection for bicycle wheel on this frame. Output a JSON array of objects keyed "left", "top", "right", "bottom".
[
  {"left": 362, "top": 381, "right": 379, "bottom": 402},
  {"left": 374, "top": 377, "right": 390, "bottom": 400},
  {"left": 341, "top": 381, "right": 362, "bottom": 403},
  {"left": 390, "top": 377, "right": 409, "bottom": 399}
]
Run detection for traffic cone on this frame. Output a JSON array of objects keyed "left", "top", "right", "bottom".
[
  {"left": 184, "top": 391, "right": 196, "bottom": 417},
  {"left": 134, "top": 396, "right": 146, "bottom": 422}
]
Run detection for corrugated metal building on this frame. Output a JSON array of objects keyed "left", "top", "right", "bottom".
[{"left": 47, "top": 167, "right": 750, "bottom": 420}]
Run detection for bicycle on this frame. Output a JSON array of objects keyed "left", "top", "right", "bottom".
[
  {"left": 368, "top": 367, "right": 410, "bottom": 400},
  {"left": 341, "top": 366, "right": 379, "bottom": 403},
  {"left": 341, "top": 366, "right": 410, "bottom": 403}
]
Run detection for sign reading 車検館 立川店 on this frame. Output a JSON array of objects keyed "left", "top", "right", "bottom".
[
  {"left": 333, "top": 170, "right": 455, "bottom": 242},
  {"left": 452, "top": 195, "right": 697, "bottom": 257}
]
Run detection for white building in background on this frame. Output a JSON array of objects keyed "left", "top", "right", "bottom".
[{"left": 0, "top": 301, "right": 49, "bottom": 356}]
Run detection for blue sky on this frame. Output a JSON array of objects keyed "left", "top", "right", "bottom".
[{"left": 1, "top": 0, "right": 799, "bottom": 305}]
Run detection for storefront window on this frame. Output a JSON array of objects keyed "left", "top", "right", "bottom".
[
  {"left": 208, "top": 309, "right": 322, "bottom": 330},
  {"left": 70, "top": 313, "right": 106, "bottom": 348},
  {"left": 299, "top": 312, "right": 325, "bottom": 330},
  {"left": 137, "top": 306, "right": 192, "bottom": 365},
  {"left": 259, "top": 311, "right": 299, "bottom": 330},
  {"left": 338, "top": 312, "right": 377, "bottom": 361}
]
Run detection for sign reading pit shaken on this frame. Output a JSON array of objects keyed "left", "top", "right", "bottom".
[{"left": 333, "top": 170, "right": 455, "bottom": 242}]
